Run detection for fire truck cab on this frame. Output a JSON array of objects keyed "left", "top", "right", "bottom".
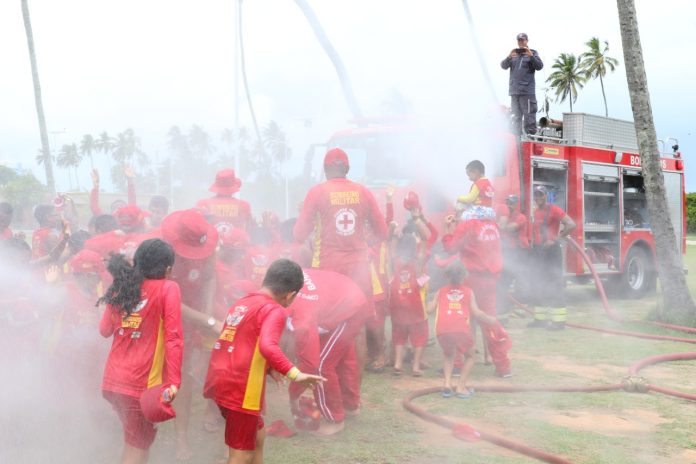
[{"left": 494, "top": 112, "right": 686, "bottom": 296}]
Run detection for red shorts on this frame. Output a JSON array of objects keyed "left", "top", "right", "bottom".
[
  {"left": 103, "top": 391, "right": 157, "bottom": 450},
  {"left": 219, "top": 407, "right": 265, "bottom": 451},
  {"left": 392, "top": 320, "right": 428, "bottom": 347},
  {"left": 437, "top": 332, "right": 474, "bottom": 357}
]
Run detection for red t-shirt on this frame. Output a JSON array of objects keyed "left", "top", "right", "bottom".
[
  {"left": 0, "top": 227, "right": 12, "bottom": 240},
  {"left": 473, "top": 177, "right": 495, "bottom": 207},
  {"left": 100, "top": 279, "right": 184, "bottom": 397},
  {"left": 84, "top": 230, "right": 153, "bottom": 259},
  {"left": 389, "top": 260, "right": 426, "bottom": 325},
  {"left": 204, "top": 292, "right": 295, "bottom": 415},
  {"left": 244, "top": 245, "right": 275, "bottom": 288},
  {"left": 443, "top": 219, "right": 502, "bottom": 275},
  {"left": 496, "top": 205, "right": 529, "bottom": 249},
  {"left": 532, "top": 204, "right": 566, "bottom": 244},
  {"left": 435, "top": 284, "right": 472, "bottom": 335},
  {"left": 31, "top": 227, "right": 61, "bottom": 259},
  {"left": 293, "top": 178, "right": 387, "bottom": 269},
  {"left": 196, "top": 196, "right": 252, "bottom": 232},
  {"left": 214, "top": 260, "right": 258, "bottom": 320}
]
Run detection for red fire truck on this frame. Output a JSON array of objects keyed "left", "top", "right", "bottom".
[
  {"left": 492, "top": 112, "right": 686, "bottom": 296},
  {"left": 314, "top": 113, "right": 686, "bottom": 297}
]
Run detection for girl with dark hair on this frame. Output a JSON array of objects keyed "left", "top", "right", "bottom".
[{"left": 98, "top": 238, "right": 183, "bottom": 464}]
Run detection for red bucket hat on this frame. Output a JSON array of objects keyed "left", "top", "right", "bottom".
[
  {"left": 210, "top": 169, "right": 242, "bottom": 195},
  {"left": 161, "top": 209, "right": 219, "bottom": 260},
  {"left": 323, "top": 148, "right": 350, "bottom": 169},
  {"left": 69, "top": 249, "right": 106, "bottom": 274},
  {"left": 139, "top": 385, "right": 176, "bottom": 423},
  {"left": 114, "top": 205, "right": 149, "bottom": 228}
]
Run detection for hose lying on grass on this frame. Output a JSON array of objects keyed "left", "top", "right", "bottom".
[{"left": 402, "top": 238, "right": 696, "bottom": 463}]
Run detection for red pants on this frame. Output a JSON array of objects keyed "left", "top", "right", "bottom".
[
  {"left": 289, "top": 319, "right": 362, "bottom": 423},
  {"left": 465, "top": 272, "right": 511, "bottom": 374}
]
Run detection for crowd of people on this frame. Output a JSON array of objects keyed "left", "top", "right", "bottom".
[{"left": 0, "top": 143, "right": 576, "bottom": 464}]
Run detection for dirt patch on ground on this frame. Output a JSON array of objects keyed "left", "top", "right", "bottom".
[
  {"left": 515, "top": 353, "right": 625, "bottom": 382},
  {"left": 673, "top": 448, "right": 696, "bottom": 463},
  {"left": 639, "top": 364, "right": 696, "bottom": 391},
  {"left": 544, "top": 408, "right": 670, "bottom": 437}
]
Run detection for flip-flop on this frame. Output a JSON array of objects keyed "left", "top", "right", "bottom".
[
  {"left": 391, "top": 368, "right": 404, "bottom": 377},
  {"left": 412, "top": 369, "right": 424, "bottom": 377},
  {"left": 456, "top": 388, "right": 475, "bottom": 399},
  {"left": 441, "top": 388, "right": 453, "bottom": 398}
]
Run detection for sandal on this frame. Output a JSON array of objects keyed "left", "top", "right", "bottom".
[
  {"left": 441, "top": 388, "right": 453, "bottom": 398},
  {"left": 412, "top": 369, "right": 424, "bottom": 377},
  {"left": 455, "top": 388, "right": 475, "bottom": 399},
  {"left": 391, "top": 367, "right": 404, "bottom": 377}
]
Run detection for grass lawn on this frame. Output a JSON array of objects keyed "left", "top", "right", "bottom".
[{"left": 143, "top": 248, "right": 696, "bottom": 463}]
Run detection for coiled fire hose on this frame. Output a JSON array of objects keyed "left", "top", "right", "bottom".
[{"left": 402, "top": 237, "right": 696, "bottom": 463}]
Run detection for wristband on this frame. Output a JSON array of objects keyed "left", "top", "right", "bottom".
[{"left": 287, "top": 367, "right": 300, "bottom": 381}]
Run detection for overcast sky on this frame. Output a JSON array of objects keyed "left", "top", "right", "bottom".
[{"left": 1, "top": 0, "right": 694, "bottom": 191}]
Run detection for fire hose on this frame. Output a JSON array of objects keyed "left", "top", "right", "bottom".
[{"left": 402, "top": 237, "right": 696, "bottom": 463}]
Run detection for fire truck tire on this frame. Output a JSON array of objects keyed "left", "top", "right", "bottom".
[{"left": 613, "top": 246, "right": 656, "bottom": 298}]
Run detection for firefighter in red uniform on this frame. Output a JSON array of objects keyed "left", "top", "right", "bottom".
[
  {"left": 527, "top": 186, "right": 576, "bottom": 330},
  {"left": 197, "top": 169, "right": 253, "bottom": 233},
  {"left": 443, "top": 205, "right": 512, "bottom": 377},
  {"left": 204, "top": 259, "right": 324, "bottom": 464},
  {"left": 287, "top": 268, "right": 370, "bottom": 436},
  {"left": 457, "top": 160, "right": 495, "bottom": 207},
  {"left": 293, "top": 148, "right": 387, "bottom": 328}
]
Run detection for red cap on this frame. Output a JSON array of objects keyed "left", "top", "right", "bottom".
[
  {"left": 219, "top": 226, "right": 250, "bottom": 249},
  {"left": 139, "top": 385, "right": 176, "bottom": 423},
  {"left": 323, "top": 148, "right": 349, "bottom": 168},
  {"left": 161, "top": 209, "right": 219, "bottom": 260},
  {"left": 210, "top": 169, "right": 242, "bottom": 195},
  {"left": 114, "top": 205, "right": 149, "bottom": 228},
  {"left": 403, "top": 191, "right": 421, "bottom": 211},
  {"left": 69, "top": 249, "right": 106, "bottom": 274}
]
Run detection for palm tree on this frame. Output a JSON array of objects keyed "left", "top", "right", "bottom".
[
  {"left": 262, "top": 121, "right": 291, "bottom": 178},
  {"left": 21, "top": 0, "right": 55, "bottom": 192},
  {"left": 546, "top": 53, "right": 586, "bottom": 112},
  {"left": 579, "top": 37, "right": 620, "bottom": 116},
  {"left": 189, "top": 125, "right": 213, "bottom": 161},
  {"left": 617, "top": 0, "right": 696, "bottom": 324},
  {"left": 167, "top": 125, "right": 190, "bottom": 160},
  {"left": 80, "top": 134, "right": 97, "bottom": 169},
  {"left": 57, "top": 143, "right": 82, "bottom": 190},
  {"left": 111, "top": 129, "right": 144, "bottom": 166}
]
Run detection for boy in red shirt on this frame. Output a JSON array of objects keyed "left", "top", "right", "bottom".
[
  {"left": 457, "top": 160, "right": 495, "bottom": 207},
  {"left": 427, "top": 261, "right": 507, "bottom": 398},
  {"left": 204, "top": 259, "right": 324, "bottom": 464},
  {"left": 98, "top": 239, "right": 183, "bottom": 464}
]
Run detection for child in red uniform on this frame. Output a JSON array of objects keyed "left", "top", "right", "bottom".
[
  {"left": 204, "top": 259, "right": 324, "bottom": 464},
  {"left": 457, "top": 160, "right": 495, "bottom": 207},
  {"left": 98, "top": 239, "right": 183, "bottom": 464},
  {"left": 389, "top": 228, "right": 428, "bottom": 377},
  {"left": 427, "top": 261, "right": 499, "bottom": 398}
]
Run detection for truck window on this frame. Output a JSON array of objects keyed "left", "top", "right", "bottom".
[{"left": 622, "top": 173, "right": 649, "bottom": 229}]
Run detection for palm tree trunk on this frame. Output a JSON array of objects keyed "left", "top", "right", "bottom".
[
  {"left": 21, "top": 0, "right": 55, "bottom": 193},
  {"left": 569, "top": 84, "right": 573, "bottom": 112},
  {"left": 617, "top": 0, "right": 696, "bottom": 324},
  {"left": 294, "top": 0, "right": 364, "bottom": 121},
  {"left": 599, "top": 74, "right": 608, "bottom": 116}
]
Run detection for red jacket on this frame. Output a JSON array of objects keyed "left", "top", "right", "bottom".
[
  {"left": 293, "top": 178, "right": 387, "bottom": 269},
  {"left": 100, "top": 279, "right": 184, "bottom": 397},
  {"left": 204, "top": 292, "right": 295, "bottom": 415},
  {"left": 443, "top": 219, "right": 502, "bottom": 275},
  {"left": 196, "top": 196, "right": 252, "bottom": 231},
  {"left": 288, "top": 269, "right": 368, "bottom": 370}
]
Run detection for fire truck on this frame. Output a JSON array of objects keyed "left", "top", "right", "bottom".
[
  {"left": 493, "top": 112, "right": 686, "bottom": 297},
  {"left": 313, "top": 113, "right": 686, "bottom": 297}
]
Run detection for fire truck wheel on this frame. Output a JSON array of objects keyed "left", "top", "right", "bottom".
[{"left": 614, "top": 246, "right": 656, "bottom": 298}]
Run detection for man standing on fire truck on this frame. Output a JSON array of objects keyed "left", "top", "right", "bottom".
[
  {"left": 528, "top": 186, "right": 576, "bottom": 330},
  {"left": 501, "top": 32, "right": 543, "bottom": 135}
]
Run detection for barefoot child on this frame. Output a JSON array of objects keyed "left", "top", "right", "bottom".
[
  {"left": 98, "top": 239, "right": 183, "bottom": 464},
  {"left": 204, "top": 259, "right": 324, "bottom": 464},
  {"left": 426, "top": 261, "right": 497, "bottom": 398}
]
